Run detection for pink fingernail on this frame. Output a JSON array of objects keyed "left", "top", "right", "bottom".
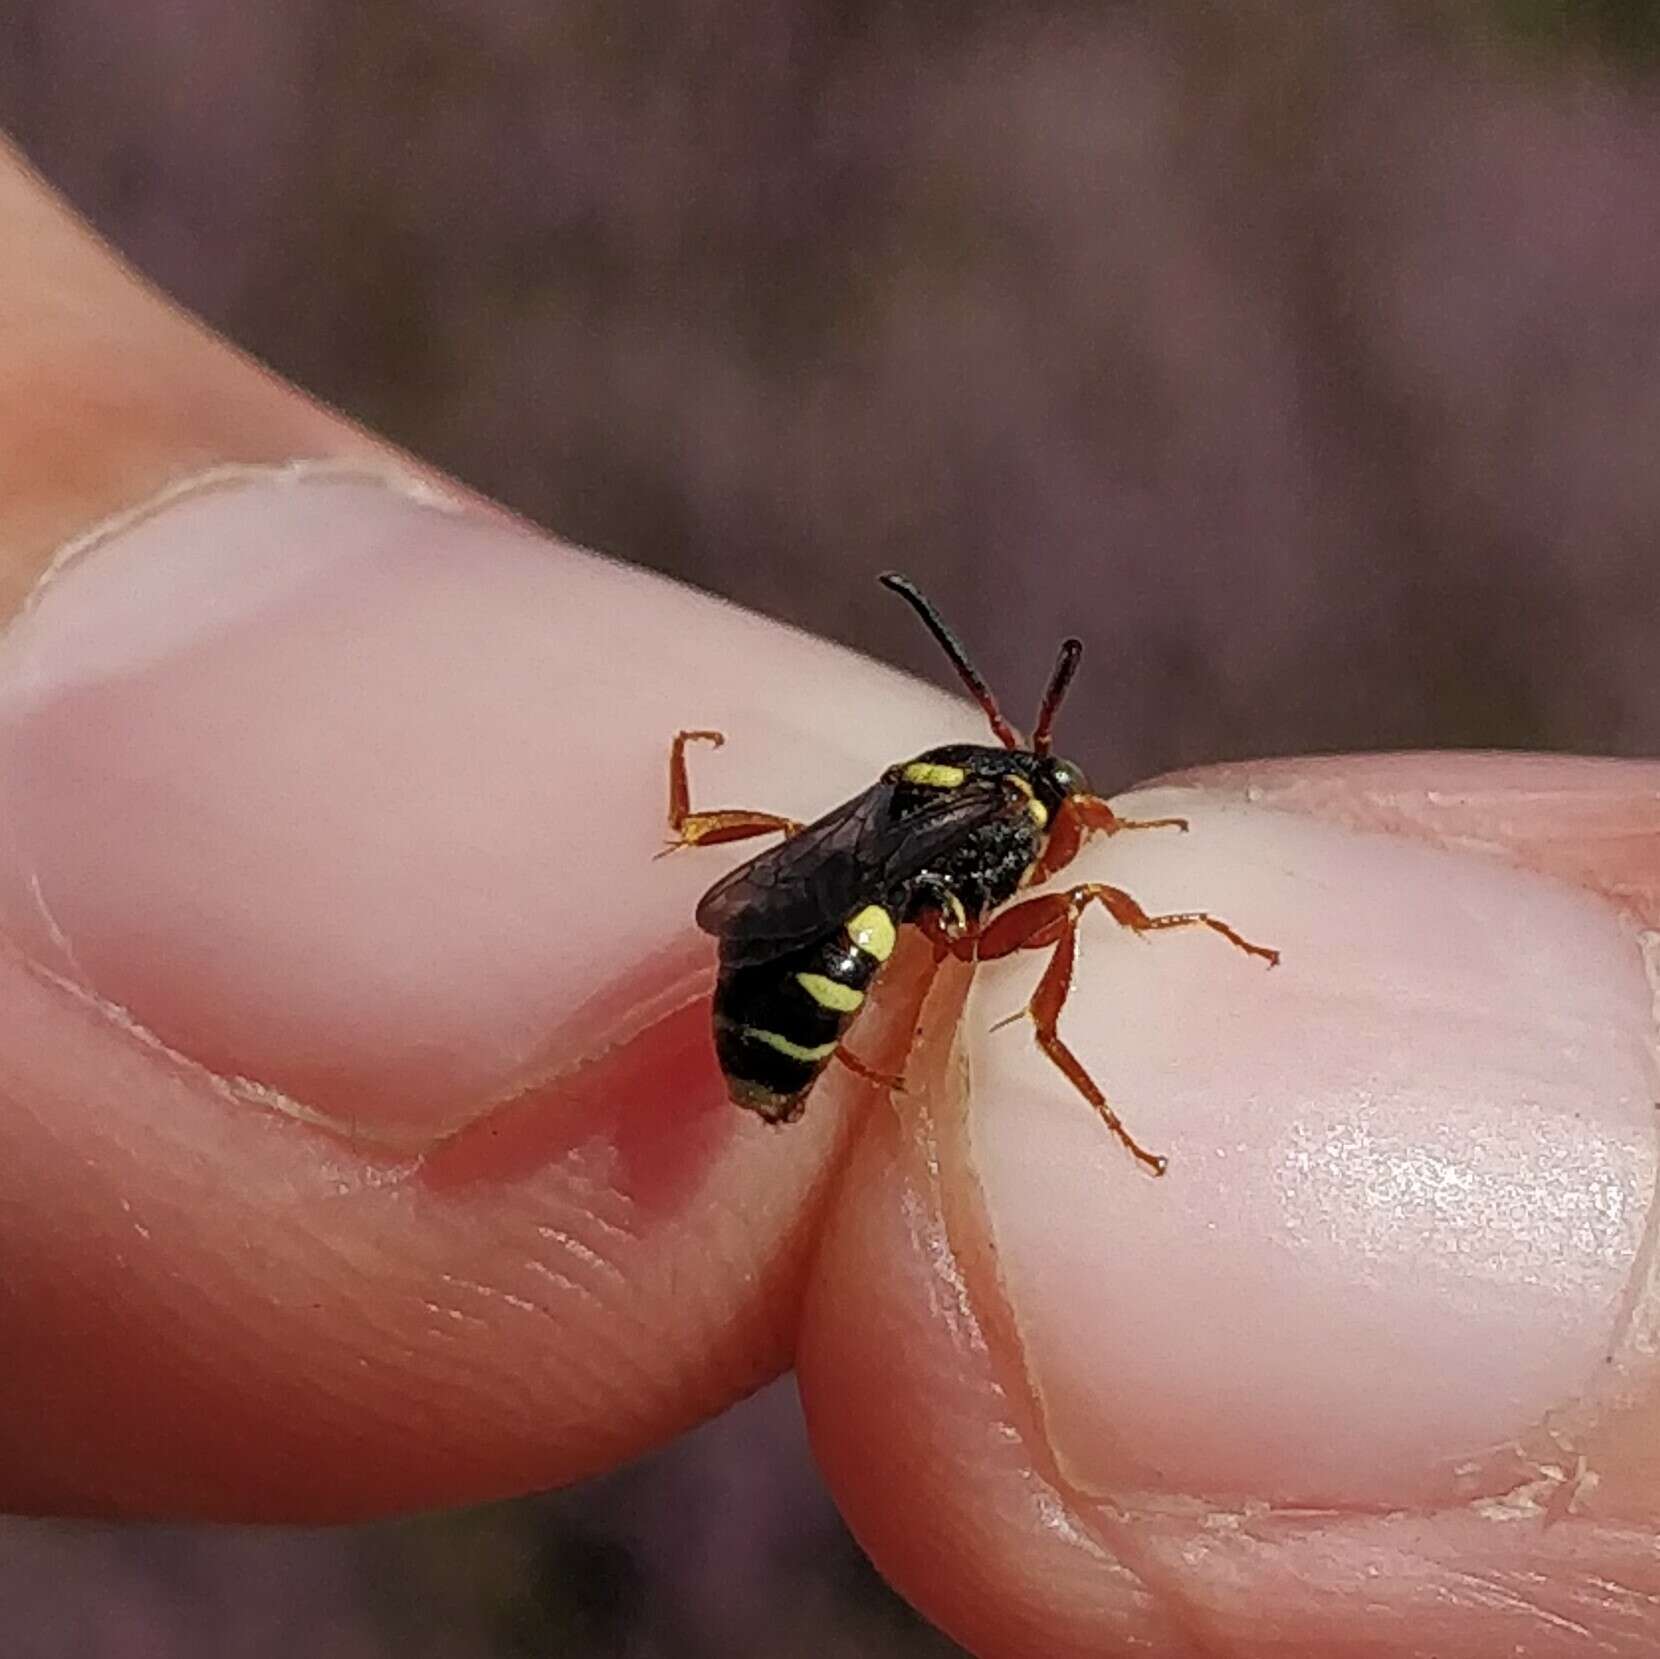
[
  {"left": 0, "top": 470, "right": 825, "bottom": 1145},
  {"left": 961, "top": 787, "right": 1658, "bottom": 1508}
]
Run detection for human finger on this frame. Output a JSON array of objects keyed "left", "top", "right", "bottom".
[
  {"left": 0, "top": 140, "right": 986, "bottom": 1518},
  {"left": 802, "top": 754, "right": 1660, "bottom": 1658}
]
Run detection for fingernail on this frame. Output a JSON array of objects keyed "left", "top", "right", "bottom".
[
  {"left": 961, "top": 787, "right": 1658, "bottom": 1508},
  {"left": 0, "top": 468, "right": 726, "bottom": 1144}
]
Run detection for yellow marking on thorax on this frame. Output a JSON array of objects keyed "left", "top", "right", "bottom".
[
  {"left": 1002, "top": 772, "right": 1049, "bottom": 829},
  {"left": 796, "top": 971, "right": 865, "bottom": 1013},
  {"left": 902, "top": 761, "right": 967, "bottom": 789},
  {"left": 743, "top": 1027, "right": 839, "bottom": 1063},
  {"left": 847, "top": 903, "right": 897, "bottom": 961}
]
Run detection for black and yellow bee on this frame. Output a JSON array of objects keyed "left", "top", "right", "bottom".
[{"left": 663, "top": 573, "right": 1276, "bottom": 1173}]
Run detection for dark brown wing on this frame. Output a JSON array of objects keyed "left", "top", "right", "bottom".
[{"left": 695, "top": 775, "right": 1010, "bottom": 962}]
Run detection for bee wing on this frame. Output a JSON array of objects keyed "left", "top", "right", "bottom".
[{"left": 695, "top": 775, "right": 1011, "bottom": 961}]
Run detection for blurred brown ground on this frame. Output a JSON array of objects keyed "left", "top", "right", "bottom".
[{"left": 4, "top": 2, "right": 1660, "bottom": 1654}]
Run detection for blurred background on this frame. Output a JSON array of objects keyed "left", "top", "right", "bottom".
[{"left": 5, "top": 0, "right": 1660, "bottom": 1653}]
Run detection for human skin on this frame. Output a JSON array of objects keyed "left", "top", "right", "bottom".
[{"left": 2, "top": 138, "right": 1659, "bottom": 1657}]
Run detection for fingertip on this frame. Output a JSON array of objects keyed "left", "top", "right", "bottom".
[
  {"left": 0, "top": 472, "right": 983, "bottom": 1145},
  {"left": 801, "top": 773, "right": 1660, "bottom": 1656},
  {"left": 965, "top": 786, "right": 1652, "bottom": 1507}
]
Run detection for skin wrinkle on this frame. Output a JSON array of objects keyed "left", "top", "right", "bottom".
[
  {"left": 893, "top": 971, "right": 989, "bottom": 1352},
  {"left": 418, "top": 1310, "right": 572, "bottom": 1420},
  {"left": 1456, "top": 1583, "right": 1592, "bottom": 1645},
  {"left": 518, "top": 1254, "right": 616, "bottom": 1313},
  {"left": 421, "top": 1298, "right": 491, "bottom": 1332},
  {"left": 551, "top": 1202, "right": 640, "bottom": 1248},
  {"left": 429, "top": 1270, "right": 637, "bottom": 1425},
  {"left": 532, "top": 1224, "right": 626, "bottom": 1279},
  {"left": 1436, "top": 1562, "right": 1619, "bottom": 1652},
  {"left": 943, "top": 1154, "right": 1224, "bottom": 1655},
  {"left": 1601, "top": 930, "right": 1660, "bottom": 1376},
  {"left": 532, "top": 1213, "right": 635, "bottom": 1296},
  {"left": 1314, "top": 1534, "right": 1626, "bottom": 1654},
  {"left": 25, "top": 867, "right": 83, "bottom": 982},
  {"left": 1593, "top": 1116, "right": 1660, "bottom": 1387},
  {"left": 342, "top": 1127, "right": 694, "bottom": 1446},
  {"left": 906, "top": 934, "right": 1249, "bottom": 1647},
  {"left": 823, "top": 1082, "right": 1175, "bottom": 1649},
  {"left": 899, "top": 962, "right": 1224, "bottom": 1654},
  {"left": 437, "top": 1273, "right": 539, "bottom": 1318},
  {"left": 412, "top": 960, "right": 719, "bottom": 1181}
]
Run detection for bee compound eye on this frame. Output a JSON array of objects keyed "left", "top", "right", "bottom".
[{"left": 1043, "top": 757, "right": 1088, "bottom": 798}]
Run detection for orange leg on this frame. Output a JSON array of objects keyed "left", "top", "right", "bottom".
[
  {"left": 1036, "top": 792, "right": 1189, "bottom": 881},
  {"left": 834, "top": 1044, "right": 906, "bottom": 1093},
  {"left": 914, "top": 910, "right": 957, "bottom": 962},
  {"left": 961, "top": 882, "right": 1278, "bottom": 1174},
  {"left": 659, "top": 729, "right": 803, "bottom": 855}
]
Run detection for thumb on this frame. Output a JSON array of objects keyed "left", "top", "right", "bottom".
[{"left": 801, "top": 753, "right": 1660, "bottom": 1658}]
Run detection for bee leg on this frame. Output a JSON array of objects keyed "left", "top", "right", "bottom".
[
  {"left": 1068, "top": 882, "right": 1280, "bottom": 966},
  {"left": 659, "top": 729, "right": 804, "bottom": 855},
  {"left": 1035, "top": 793, "right": 1188, "bottom": 881},
  {"left": 914, "top": 912, "right": 958, "bottom": 961},
  {"left": 1074, "top": 793, "right": 1190, "bottom": 836},
  {"left": 834, "top": 1044, "right": 906, "bottom": 1093},
  {"left": 972, "top": 890, "right": 1165, "bottom": 1173},
  {"left": 970, "top": 885, "right": 1277, "bottom": 1174}
]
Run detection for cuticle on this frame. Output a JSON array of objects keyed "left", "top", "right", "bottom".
[
  {"left": 1553, "top": 923, "right": 1660, "bottom": 1409},
  {"left": 0, "top": 920, "right": 391, "bottom": 1144},
  {"left": 16, "top": 458, "right": 464, "bottom": 624},
  {"left": 0, "top": 917, "right": 715, "bottom": 1164},
  {"left": 926, "top": 989, "right": 1197, "bottom": 1588}
]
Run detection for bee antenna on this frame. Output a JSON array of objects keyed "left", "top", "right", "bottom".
[
  {"left": 879, "top": 572, "right": 1019, "bottom": 749},
  {"left": 1031, "top": 637, "right": 1082, "bottom": 757}
]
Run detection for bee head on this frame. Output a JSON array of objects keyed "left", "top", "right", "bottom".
[{"left": 1032, "top": 753, "right": 1089, "bottom": 820}]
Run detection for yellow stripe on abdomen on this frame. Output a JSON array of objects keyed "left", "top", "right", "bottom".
[
  {"left": 796, "top": 971, "right": 866, "bottom": 1013},
  {"left": 846, "top": 904, "right": 896, "bottom": 962},
  {"left": 741, "top": 1027, "right": 840, "bottom": 1063}
]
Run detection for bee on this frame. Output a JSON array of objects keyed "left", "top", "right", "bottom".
[{"left": 662, "top": 573, "right": 1276, "bottom": 1174}]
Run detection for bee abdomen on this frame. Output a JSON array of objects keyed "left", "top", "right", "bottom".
[{"left": 713, "top": 903, "right": 897, "bottom": 1121}]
